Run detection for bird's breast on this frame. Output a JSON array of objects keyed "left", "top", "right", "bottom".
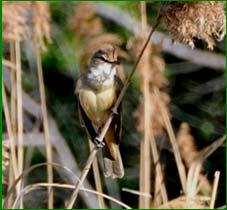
[{"left": 79, "top": 86, "right": 116, "bottom": 127}]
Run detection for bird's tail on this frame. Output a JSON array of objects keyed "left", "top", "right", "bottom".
[{"left": 103, "top": 147, "right": 124, "bottom": 178}]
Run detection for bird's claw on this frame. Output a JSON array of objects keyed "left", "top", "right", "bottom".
[{"left": 94, "top": 137, "right": 105, "bottom": 149}]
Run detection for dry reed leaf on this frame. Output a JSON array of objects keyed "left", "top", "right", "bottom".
[
  {"left": 158, "top": 195, "right": 210, "bottom": 208},
  {"left": 177, "top": 123, "right": 198, "bottom": 168},
  {"left": 2, "top": 141, "right": 10, "bottom": 197},
  {"left": 161, "top": 2, "right": 226, "bottom": 49},
  {"left": 3, "top": 2, "right": 51, "bottom": 50}
]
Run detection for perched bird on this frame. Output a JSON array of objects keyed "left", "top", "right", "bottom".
[{"left": 75, "top": 44, "right": 124, "bottom": 178}]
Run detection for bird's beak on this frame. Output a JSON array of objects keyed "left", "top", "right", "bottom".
[{"left": 108, "top": 60, "right": 120, "bottom": 66}]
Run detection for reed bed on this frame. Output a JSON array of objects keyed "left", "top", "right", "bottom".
[{"left": 2, "top": 2, "right": 226, "bottom": 209}]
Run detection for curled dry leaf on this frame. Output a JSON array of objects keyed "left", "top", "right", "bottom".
[{"left": 161, "top": 2, "right": 226, "bottom": 49}]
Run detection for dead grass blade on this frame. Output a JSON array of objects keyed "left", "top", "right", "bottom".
[
  {"left": 122, "top": 188, "right": 151, "bottom": 198},
  {"left": 153, "top": 87, "right": 187, "bottom": 193},
  {"left": 14, "top": 183, "right": 132, "bottom": 209},
  {"left": 210, "top": 171, "right": 221, "bottom": 208}
]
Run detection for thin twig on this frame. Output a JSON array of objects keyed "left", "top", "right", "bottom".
[
  {"left": 210, "top": 171, "right": 221, "bottom": 208},
  {"left": 35, "top": 45, "right": 54, "bottom": 208},
  {"left": 66, "top": 12, "right": 162, "bottom": 209}
]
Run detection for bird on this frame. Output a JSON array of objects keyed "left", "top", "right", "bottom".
[{"left": 75, "top": 44, "right": 124, "bottom": 178}]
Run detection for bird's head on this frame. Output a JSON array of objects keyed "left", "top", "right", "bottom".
[{"left": 89, "top": 44, "right": 120, "bottom": 67}]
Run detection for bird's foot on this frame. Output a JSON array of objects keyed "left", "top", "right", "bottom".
[
  {"left": 111, "top": 107, "right": 118, "bottom": 115},
  {"left": 94, "top": 137, "right": 105, "bottom": 149}
]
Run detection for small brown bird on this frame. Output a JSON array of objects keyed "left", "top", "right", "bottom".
[{"left": 76, "top": 44, "right": 124, "bottom": 178}]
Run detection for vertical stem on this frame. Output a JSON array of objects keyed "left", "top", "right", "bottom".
[
  {"left": 10, "top": 42, "right": 17, "bottom": 132},
  {"left": 2, "top": 84, "right": 19, "bottom": 202},
  {"left": 35, "top": 45, "right": 53, "bottom": 208},
  {"left": 139, "top": 2, "right": 151, "bottom": 208},
  {"left": 9, "top": 40, "right": 17, "bottom": 208},
  {"left": 89, "top": 141, "right": 105, "bottom": 208},
  {"left": 15, "top": 40, "right": 24, "bottom": 208}
]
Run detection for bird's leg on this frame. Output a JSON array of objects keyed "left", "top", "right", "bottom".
[
  {"left": 94, "top": 137, "right": 105, "bottom": 148},
  {"left": 93, "top": 128, "right": 105, "bottom": 149}
]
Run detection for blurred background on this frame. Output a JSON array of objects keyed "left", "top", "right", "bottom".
[{"left": 2, "top": 2, "right": 226, "bottom": 209}]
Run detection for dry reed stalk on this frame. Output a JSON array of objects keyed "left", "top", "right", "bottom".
[
  {"left": 130, "top": 3, "right": 168, "bottom": 207},
  {"left": 9, "top": 42, "right": 17, "bottom": 134},
  {"left": 138, "top": 2, "right": 151, "bottom": 208},
  {"left": 2, "top": 84, "right": 19, "bottom": 198},
  {"left": 66, "top": 15, "right": 161, "bottom": 209},
  {"left": 15, "top": 40, "right": 24, "bottom": 208},
  {"left": 8, "top": 42, "right": 17, "bottom": 206},
  {"left": 210, "top": 171, "right": 220, "bottom": 208},
  {"left": 153, "top": 87, "right": 187, "bottom": 193},
  {"left": 88, "top": 141, "right": 106, "bottom": 208},
  {"left": 35, "top": 45, "right": 53, "bottom": 208}
]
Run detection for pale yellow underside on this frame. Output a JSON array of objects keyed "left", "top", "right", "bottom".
[{"left": 79, "top": 86, "right": 116, "bottom": 127}]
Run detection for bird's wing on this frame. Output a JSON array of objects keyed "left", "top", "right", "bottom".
[
  {"left": 78, "top": 101, "right": 97, "bottom": 142},
  {"left": 113, "top": 76, "right": 123, "bottom": 144}
]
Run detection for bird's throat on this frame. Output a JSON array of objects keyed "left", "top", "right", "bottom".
[{"left": 87, "top": 63, "right": 116, "bottom": 89}]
